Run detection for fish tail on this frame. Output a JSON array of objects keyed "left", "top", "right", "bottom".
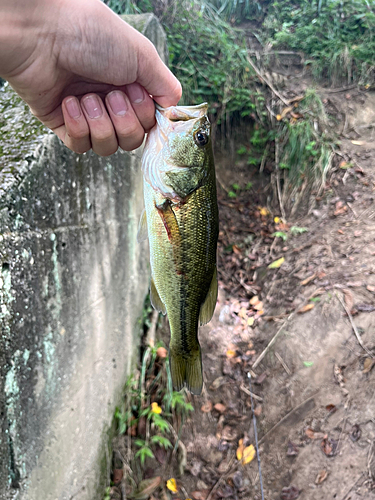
[{"left": 170, "top": 346, "right": 203, "bottom": 395}]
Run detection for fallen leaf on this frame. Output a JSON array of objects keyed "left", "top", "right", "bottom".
[
  {"left": 301, "top": 273, "right": 316, "bottom": 285},
  {"left": 241, "top": 445, "right": 256, "bottom": 465},
  {"left": 166, "top": 478, "right": 178, "bottom": 494},
  {"left": 222, "top": 426, "right": 237, "bottom": 441},
  {"left": 247, "top": 317, "right": 255, "bottom": 327},
  {"left": 210, "top": 376, "right": 227, "bottom": 390},
  {"left": 132, "top": 477, "right": 162, "bottom": 500},
  {"left": 250, "top": 295, "right": 260, "bottom": 305},
  {"left": 281, "top": 485, "right": 300, "bottom": 500},
  {"left": 343, "top": 288, "right": 354, "bottom": 312},
  {"left": 232, "top": 245, "right": 241, "bottom": 254},
  {"left": 156, "top": 347, "right": 168, "bottom": 358},
  {"left": 268, "top": 257, "right": 285, "bottom": 269},
  {"left": 366, "top": 285, "right": 375, "bottom": 292},
  {"left": 298, "top": 304, "right": 314, "bottom": 313},
  {"left": 192, "top": 491, "right": 209, "bottom": 500},
  {"left": 279, "top": 105, "right": 294, "bottom": 119},
  {"left": 356, "top": 303, "right": 375, "bottom": 312},
  {"left": 253, "top": 301, "right": 264, "bottom": 311},
  {"left": 303, "top": 361, "right": 314, "bottom": 367},
  {"left": 287, "top": 441, "right": 299, "bottom": 456},
  {"left": 351, "top": 140, "right": 365, "bottom": 145},
  {"left": 334, "top": 364, "right": 345, "bottom": 386},
  {"left": 113, "top": 468, "right": 123, "bottom": 484},
  {"left": 214, "top": 403, "right": 226, "bottom": 414},
  {"left": 325, "top": 404, "right": 337, "bottom": 414},
  {"left": 201, "top": 401, "right": 213, "bottom": 413},
  {"left": 151, "top": 402, "right": 162, "bottom": 414},
  {"left": 315, "top": 470, "right": 328, "bottom": 485},
  {"left": 349, "top": 424, "right": 361, "bottom": 442},
  {"left": 347, "top": 281, "right": 362, "bottom": 287},
  {"left": 259, "top": 207, "right": 269, "bottom": 216},
  {"left": 363, "top": 358, "right": 375, "bottom": 374},
  {"left": 321, "top": 437, "right": 338, "bottom": 457},
  {"left": 236, "top": 439, "right": 244, "bottom": 460},
  {"left": 254, "top": 372, "right": 267, "bottom": 385},
  {"left": 305, "top": 427, "right": 325, "bottom": 440},
  {"left": 254, "top": 405, "right": 262, "bottom": 417}
]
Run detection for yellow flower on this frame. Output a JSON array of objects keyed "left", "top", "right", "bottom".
[
  {"left": 274, "top": 216, "right": 280, "bottom": 223},
  {"left": 166, "top": 478, "right": 178, "bottom": 493},
  {"left": 259, "top": 207, "right": 269, "bottom": 216},
  {"left": 242, "top": 444, "right": 256, "bottom": 465},
  {"left": 151, "top": 402, "right": 162, "bottom": 414}
]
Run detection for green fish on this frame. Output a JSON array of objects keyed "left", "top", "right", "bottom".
[{"left": 138, "top": 103, "right": 219, "bottom": 395}]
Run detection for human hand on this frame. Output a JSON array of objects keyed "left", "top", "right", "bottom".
[{"left": 0, "top": 0, "right": 181, "bottom": 156}]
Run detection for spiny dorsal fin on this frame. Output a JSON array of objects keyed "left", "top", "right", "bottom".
[
  {"left": 137, "top": 209, "right": 148, "bottom": 243},
  {"left": 199, "top": 267, "right": 218, "bottom": 326},
  {"left": 150, "top": 277, "right": 166, "bottom": 315}
]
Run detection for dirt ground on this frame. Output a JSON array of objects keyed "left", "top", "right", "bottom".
[{"left": 111, "top": 87, "right": 375, "bottom": 500}]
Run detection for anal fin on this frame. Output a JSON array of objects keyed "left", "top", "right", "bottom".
[
  {"left": 199, "top": 267, "right": 218, "bottom": 326},
  {"left": 150, "top": 277, "right": 166, "bottom": 315}
]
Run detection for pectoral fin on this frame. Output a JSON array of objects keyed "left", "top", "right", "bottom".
[
  {"left": 199, "top": 267, "right": 218, "bottom": 326},
  {"left": 150, "top": 277, "right": 166, "bottom": 315},
  {"left": 137, "top": 209, "right": 148, "bottom": 243}
]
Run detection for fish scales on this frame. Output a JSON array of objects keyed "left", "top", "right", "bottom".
[{"left": 140, "top": 103, "right": 219, "bottom": 394}]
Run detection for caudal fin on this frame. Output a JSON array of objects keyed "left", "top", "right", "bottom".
[{"left": 170, "top": 348, "right": 203, "bottom": 395}]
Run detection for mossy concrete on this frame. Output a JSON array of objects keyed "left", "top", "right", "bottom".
[{"left": 0, "top": 13, "right": 165, "bottom": 500}]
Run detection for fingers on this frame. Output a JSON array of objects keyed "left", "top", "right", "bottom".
[{"left": 60, "top": 87, "right": 155, "bottom": 156}]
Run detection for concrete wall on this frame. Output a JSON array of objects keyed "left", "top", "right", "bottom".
[{"left": 0, "top": 13, "right": 166, "bottom": 500}]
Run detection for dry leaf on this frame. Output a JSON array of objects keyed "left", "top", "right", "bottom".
[
  {"left": 156, "top": 347, "right": 168, "bottom": 358},
  {"left": 214, "top": 403, "right": 226, "bottom": 413},
  {"left": 363, "top": 358, "right": 375, "bottom": 374},
  {"left": 281, "top": 485, "right": 300, "bottom": 500},
  {"left": 133, "top": 477, "right": 162, "bottom": 500},
  {"left": 192, "top": 491, "right": 209, "bottom": 500},
  {"left": 298, "top": 303, "right": 314, "bottom": 313},
  {"left": 201, "top": 401, "right": 213, "bottom": 413},
  {"left": 254, "top": 405, "right": 262, "bottom": 417},
  {"left": 254, "top": 301, "right": 264, "bottom": 311},
  {"left": 321, "top": 437, "right": 338, "bottom": 457},
  {"left": 113, "top": 468, "right": 123, "bottom": 484},
  {"left": 280, "top": 105, "right": 294, "bottom": 119},
  {"left": 301, "top": 273, "right": 316, "bottom": 285},
  {"left": 226, "top": 349, "right": 236, "bottom": 358},
  {"left": 236, "top": 438, "right": 244, "bottom": 460},
  {"left": 268, "top": 257, "right": 285, "bottom": 269},
  {"left": 247, "top": 317, "right": 255, "bottom": 327},
  {"left": 241, "top": 445, "right": 256, "bottom": 465},
  {"left": 287, "top": 441, "right": 299, "bottom": 456},
  {"left": 166, "top": 478, "right": 178, "bottom": 493},
  {"left": 351, "top": 140, "right": 365, "bottom": 145},
  {"left": 349, "top": 424, "right": 361, "bottom": 442},
  {"left": 250, "top": 295, "right": 260, "bottom": 306},
  {"left": 366, "top": 285, "right": 375, "bottom": 292},
  {"left": 305, "top": 427, "right": 325, "bottom": 440},
  {"left": 315, "top": 470, "right": 328, "bottom": 484}
]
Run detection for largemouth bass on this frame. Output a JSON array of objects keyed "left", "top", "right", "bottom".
[{"left": 138, "top": 103, "right": 219, "bottom": 395}]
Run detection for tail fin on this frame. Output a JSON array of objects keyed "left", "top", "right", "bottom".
[{"left": 170, "top": 347, "right": 203, "bottom": 395}]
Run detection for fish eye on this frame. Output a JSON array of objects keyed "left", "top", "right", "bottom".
[{"left": 194, "top": 131, "right": 209, "bottom": 147}]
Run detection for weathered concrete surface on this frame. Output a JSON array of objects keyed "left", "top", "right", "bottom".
[{"left": 0, "top": 13, "right": 166, "bottom": 500}]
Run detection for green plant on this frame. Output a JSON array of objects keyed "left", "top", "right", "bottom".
[
  {"left": 272, "top": 231, "right": 288, "bottom": 241},
  {"left": 290, "top": 226, "right": 308, "bottom": 235}
]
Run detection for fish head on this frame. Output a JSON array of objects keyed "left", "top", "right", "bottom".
[{"left": 142, "top": 103, "right": 214, "bottom": 200}]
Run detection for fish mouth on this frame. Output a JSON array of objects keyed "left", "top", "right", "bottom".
[{"left": 155, "top": 103, "right": 208, "bottom": 137}]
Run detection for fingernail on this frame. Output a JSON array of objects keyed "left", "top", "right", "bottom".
[
  {"left": 107, "top": 91, "right": 128, "bottom": 116},
  {"left": 82, "top": 95, "right": 103, "bottom": 119},
  {"left": 126, "top": 83, "right": 145, "bottom": 104},
  {"left": 65, "top": 97, "right": 81, "bottom": 119}
]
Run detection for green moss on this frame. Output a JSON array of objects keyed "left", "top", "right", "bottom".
[{"left": 0, "top": 83, "right": 51, "bottom": 200}]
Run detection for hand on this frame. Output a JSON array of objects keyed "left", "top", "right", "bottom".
[{"left": 0, "top": 0, "right": 182, "bottom": 156}]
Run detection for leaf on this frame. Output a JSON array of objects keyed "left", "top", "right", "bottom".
[
  {"left": 151, "top": 402, "right": 162, "bottom": 414},
  {"left": 131, "top": 477, "right": 162, "bottom": 500},
  {"left": 303, "top": 361, "right": 314, "bottom": 367},
  {"left": 281, "top": 485, "right": 300, "bottom": 500},
  {"left": 247, "top": 317, "right": 255, "bottom": 326},
  {"left": 298, "top": 304, "right": 314, "bottom": 313},
  {"left": 351, "top": 140, "right": 365, "bottom": 145},
  {"left": 201, "top": 401, "right": 213, "bottom": 413},
  {"left": 250, "top": 296, "right": 260, "bottom": 305},
  {"left": 241, "top": 444, "right": 256, "bottom": 465},
  {"left": 321, "top": 437, "right": 338, "bottom": 457},
  {"left": 363, "top": 358, "right": 375, "bottom": 374},
  {"left": 268, "top": 257, "right": 285, "bottom": 269},
  {"left": 315, "top": 470, "right": 328, "bottom": 484},
  {"left": 226, "top": 349, "right": 236, "bottom": 358},
  {"left": 349, "top": 424, "right": 361, "bottom": 442},
  {"left": 287, "top": 441, "right": 299, "bottom": 456},
  {"left": 236, "top": 438, "right": 244, "bottom": 460},
  {"left": 156, "top": 347, "right": 168, "bottom": 358},
  {"left": 214, "top": 403, "right": 226, "bottom": 413},
  {"left": 301, "top": 273, "right": 316, "bottom": 285},
  {"left": 259, "top": 207, "right": 269, "bottom": 216},
  {"left": 166, "top": 478, "right": 178, "bottom": 493}
]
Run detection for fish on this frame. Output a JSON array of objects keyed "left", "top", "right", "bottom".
[{"left": 138, "top": 102, "right": 219, "bottom": 395}]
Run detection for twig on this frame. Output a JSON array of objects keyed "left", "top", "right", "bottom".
[
  {"left": 248, "top": 372, "right": 265, "bottom": 500},
  {"left": 336, "top": 292, "right": 374, "bottom": 358},
  {"left": 240, "top": 384, "right": 263, "bottom": 402},
  {"left": 259, "top": 393, "right": 318, "bottom": 445},
  {"left": 325, "top": 84, "right": 357, "bottom": 94},
  {"left": 246, "top": 54, "right": 290, "bottom": 106},
  {"left": 275, "top": 351, "right": 292, "bottom": 375}
]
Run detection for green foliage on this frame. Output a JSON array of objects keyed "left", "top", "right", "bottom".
[
  {"left": 272, "top": 231, "right": 288, "bottom": 241},
  {"left": 290, "top": 226, "right": 308, "bottom": 235},
  {"left": 264, "top": 0, "right": 375, "bottom": 85},
  {"left": 134, "top": 440, "right": 155, "bottom": 466}
]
